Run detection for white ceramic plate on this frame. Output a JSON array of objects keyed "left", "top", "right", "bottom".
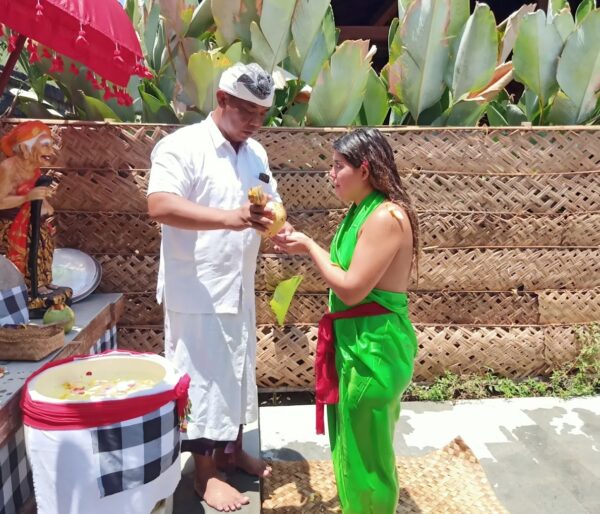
[{"left": 52, "top": 249, "right": 102, "bottom": 303}]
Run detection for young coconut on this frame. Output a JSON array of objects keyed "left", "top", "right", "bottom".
[
  {"left": 43, "top": 303, "right": 75, "bottom": 334},
  {"left": 248, "top": 185, "right": 286, "bottom": 237}
]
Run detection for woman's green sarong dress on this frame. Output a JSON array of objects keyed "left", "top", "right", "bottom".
[{"left": 327, "top": 191, "right": 418, "bottom": 514}]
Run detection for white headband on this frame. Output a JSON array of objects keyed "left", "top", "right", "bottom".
[{"left": 219, "top": 63, "right": 275, "bottom": 108}]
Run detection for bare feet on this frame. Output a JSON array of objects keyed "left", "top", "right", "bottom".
[
  {"left": 195, "top": 477, "right": 249, "bottom": 512},
  {"left": 193, "top": 454, "right": 250, "bottom": 512},
  {"left": 235, "top": 449, "right": 272, "bottom": 478}
]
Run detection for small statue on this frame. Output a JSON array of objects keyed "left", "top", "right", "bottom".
[{"left": 0, "top": 121, "right": 72, "bottom": 316}]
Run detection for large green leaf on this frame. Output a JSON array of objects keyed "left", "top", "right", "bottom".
[
  {"left": 575, "top": 0, "right": 595, "bottom": 24},
  {"left": 451, "top": 3, "right": 498, "bottom": 101},
  {"left": 299, "top": 7, "right": 336, "bottom": 85},
  {"left": 259, "top": 0, "right": 296, "bottom": 71},
  {"left": 151, "top": 18, "right": 167, "bottom": 72},
  {"left": 389, "top": 102, "right": 410, "bottom": 125},
  {"left": 549, "top": 0, "right": 569, "bottom": 19},
  {"left": 518, "top": 87, "right": 541, "bottom": 120},
  {"left": 442, "top": 100, "right": 487, "bottom": 126},
  {"left": 548, "top": 91, "right": 578, "bottom": 124},
  {"left": 362, "top": 69, "right": 389, "bottom": 125},
  {"left": 140, "top": 90, "right": 179, "bottom": 123},
  {"left": 498, "top": 3, "right": 537, "bottom": 63},
  {"left": 513, "top": 10, "right": 563, "bottom": 107},
  {"left": 556, "top": 10, "right": 600, "bottom": 123},
  {"left": 291, "top": 0, "right": 330, "bottom": 63},
  {"left": 211, "top": 0, "right": 259, "bottom": 46},
  {"left": 553, "top": 8, "right": 576, "bottom": 42},
  {"left": 188, "top": 50, "right": 232, "bottom": 115},
  {"left": 186, "top": 0, "right": 214, "bottom": 37},
  {"left": 448, "top": 0, "right": 470, "bottom": 38},
  {"left": 77, "top": 93, "right": 122, "bottom": 122},
  {"left": 465, "top": 62, "right": 513, "bottom": 103},
  {"left": 306, "top": 40, "right": 374, "bottom": 126},
  {"left": 250, "top": 22, "right": 275, "bottom": 70},
  {"left": 398, "top": 0, "right": 412, "bottom": 21},
  {"left": 388, "top": 18, "right": 402, "bottom": 63},
  {"left": 486, "top": 101, "right": 509, "bottom": 126},
  {"left": 393, "top": 0, "right": 451, "bottom": 122},
  {"left": 144, "top": 4, "right": 162, "bottom": 69}
]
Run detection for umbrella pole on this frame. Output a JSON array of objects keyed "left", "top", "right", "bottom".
[{"left": 0, "top": 34, "right": 26, "bottom": 95}]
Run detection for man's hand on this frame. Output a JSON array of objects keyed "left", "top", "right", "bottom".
[{"left": 226, "top": 202, "right": 274, "bottom": 232}]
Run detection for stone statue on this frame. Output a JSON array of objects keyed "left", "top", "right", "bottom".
[{"left": 0, "top": 121, "right": 72, "bottom": 316}]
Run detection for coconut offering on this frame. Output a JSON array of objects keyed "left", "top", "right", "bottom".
[{"left": 248, "top": 185, "right": 286, "bottom": 237}]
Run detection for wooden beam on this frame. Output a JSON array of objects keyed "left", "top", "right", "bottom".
[
  {"left": 338, "top": 26, "right": 389, "bottom": 43},
  {"left": 371, "top": 0, "right": 398, "bottom": 25}
]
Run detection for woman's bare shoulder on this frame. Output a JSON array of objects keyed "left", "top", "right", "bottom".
[{"left": 363, "top": 202, "right": 411, "bottom": 233}]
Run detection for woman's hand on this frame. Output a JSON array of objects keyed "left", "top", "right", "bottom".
[{"left": 272, "top": 231, "right": 313, "bottom": 255}]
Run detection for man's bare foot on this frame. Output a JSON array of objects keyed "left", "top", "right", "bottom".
[
  {"left": 235, "top": 449, "right": 272, "bottom": 478},
  {"left": 195, "top": 477, "right": 250, "bottom": 512},
  {"left": 193, "top": 453, "right": 249, "bottom": 512}
]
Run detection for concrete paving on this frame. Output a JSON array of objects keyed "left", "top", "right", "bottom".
[{"left": 260, "top": 396, "right": 600, "bottom": 514}]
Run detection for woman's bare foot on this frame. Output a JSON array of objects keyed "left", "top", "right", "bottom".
[
  {"left": 235, "top": 449, "right": 272, "bottom": 478},
  {"left": 193, "top": 454, "right": 250, "bottom": 512}
]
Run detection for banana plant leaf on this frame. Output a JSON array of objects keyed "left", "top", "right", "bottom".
[
  {"left": 513, "top": 10, "right": 563, "bottom": 108},
  {"left": 390, "top": 0, "right": 451, "bottom": 122},
  {"left": 556, "top": 9, "right": 600, "bottom": 123},
  {"left": 188, "top": 50, "right": 233, "bottom": 115},
  {"left": 451, "top": 3, "right": 498, "bottom": 101},
  {"left": 306, "top": 40, "right": 374, "bottom": 126}
]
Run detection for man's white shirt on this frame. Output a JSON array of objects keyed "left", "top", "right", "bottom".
[{"left": 147, "top": 114, "right": 281, "bottom": 314}]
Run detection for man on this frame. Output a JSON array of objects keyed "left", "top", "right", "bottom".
[{"left": 147, "top": 63, "right": 290, "bottom": 512}]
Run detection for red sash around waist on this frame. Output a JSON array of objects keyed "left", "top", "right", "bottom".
[{"left": 315, "top": 302, "right": 391, "bottom": 434}]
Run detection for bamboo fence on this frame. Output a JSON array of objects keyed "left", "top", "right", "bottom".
[{"left": 1, "top": 120, "right": 599, "bottom": 388}]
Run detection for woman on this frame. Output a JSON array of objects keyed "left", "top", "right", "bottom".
[{"left": 274, "top": 128, "right": 419, "bottom": 514}]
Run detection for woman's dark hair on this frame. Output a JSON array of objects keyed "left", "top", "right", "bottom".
[{"left": 332, "top": 127, "right": 420, "bottom": 262}]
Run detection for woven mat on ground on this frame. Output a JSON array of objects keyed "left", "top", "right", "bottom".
[{"left": 262, "top": 437, "right": 508, "bottom": 514}]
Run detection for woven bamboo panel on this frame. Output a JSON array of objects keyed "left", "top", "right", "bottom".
[
  {"left": 121, "top": 293, "right": 163, "bottom": 326},
  {"left": 117, "top": 326, "right": 165, "bottom": 354},
  {"left": 419, "top": 212, "right": 600, "bottom": 248},
  {"left": 0, "top": 121, "right": 176, "bottom": 169},
  {"left": 255, "top": 291, "right": 539, "bottom": 325},
  {"left": 56, "top": 212, "right": 161, "bottom": 255},
  {"left": 11, "top": 208, "right": 600, "bottom": 260},
  {"left": 538, "top": 290, "right": 600, "bottom": 324},
  {"left": 417, "top": 248, "right": 600, "bottom": 291},
  {"left": 114, "top": 322, "right": 583, "bottom": 385},
  {"left": 255, "top": 323, "right": 583, "bottom": 387},
  {"left": 50, "top": 169, "right": 149, "bottom": 213},
  {"left": 2, "top": 120, "right": 600, "bottom": 173},
  {"left": 95, "top": 254, "right": 158, "bottom": 293},
  {"left": 121, "top": 289, "right": 541, "bottom": 327},
  {"left": 257, "top": 127, "right": 600, "bottom": 173},
  {"left": 256, "top": 324, "right": 318, "bottom": 389},
  {"left": 274, "top": 170, "right": 600, "bottom": 212},
  {"left": 261, "top": 211, "right": 600, "bottom": 252},
  {"left": 256, "top": 249, "right": 600, "bottom": 293},
  {"left": 542, "top": 326, "right": 583, "bottom": 369},
  {"left": 46, "top": 167, "right": 600, "bottom": 214}
]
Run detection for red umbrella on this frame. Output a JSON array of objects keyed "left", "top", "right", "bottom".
[{"left": 0, "top": 0, "right": 150, "bottom": 99}]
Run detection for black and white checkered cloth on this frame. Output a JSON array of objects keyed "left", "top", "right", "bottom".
[
  {"left": 91, "top": 402, "right": 180, "bottom": 497},
  {"left": 90, "top": 327, "right": 118, "bottom": 355},
  {"left": 0, "top": 427, "right": 32, "bottom": 514},
  {"left": 0, "top": 285, "right": 29, "bottom": 327}
]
